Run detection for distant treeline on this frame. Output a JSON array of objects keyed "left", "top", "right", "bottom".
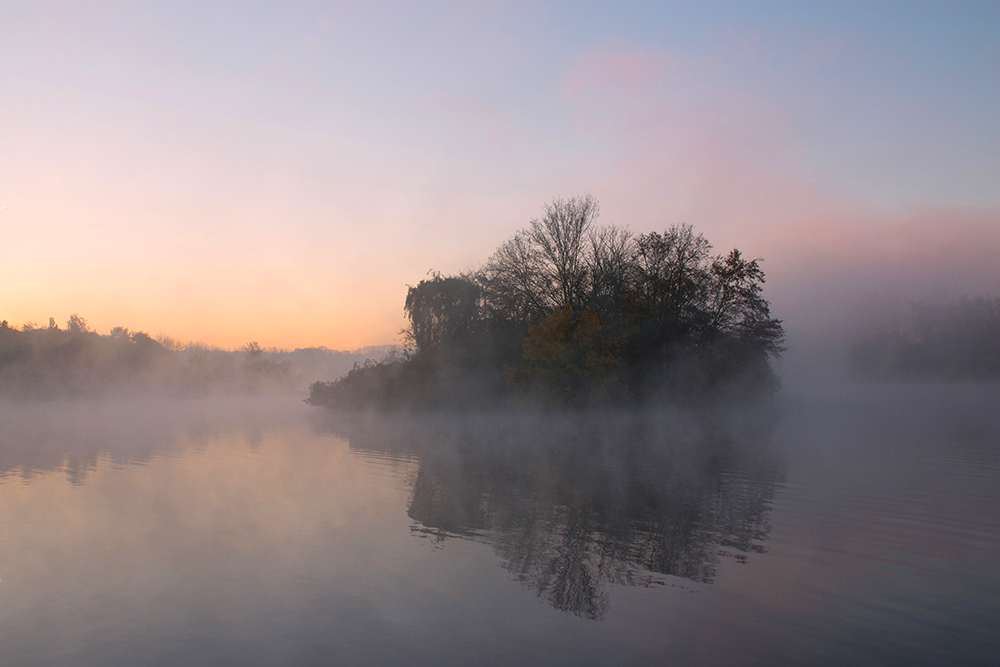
[
  {"left": 0, "top": 316, "right": 390, "bottom": 398},
  {"left": 309, "top": 196, "right": 785, "bottom": 409},
  {"left": 852, "top": 297, "right": 1000, "bottom": 380}
]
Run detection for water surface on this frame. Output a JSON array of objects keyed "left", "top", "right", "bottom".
[{"left": 0, "top": 387, "right": 997, "bottom": 665}]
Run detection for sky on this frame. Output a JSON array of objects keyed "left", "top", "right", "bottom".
[{"left": 1, "top": 1, "right": 998, "bottom": 350}]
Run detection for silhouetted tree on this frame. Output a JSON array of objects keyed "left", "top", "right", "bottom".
[
  {"left": 309, "top": 196, "right": 785, "bottom": 408},
  {"left": 528, "top": 194, "right": 600, "bottom": 312},
  {"left": 585, "top": 224, "right": 634, "bottom": 317},
  {"left": 404, "top": 274, "right": 482, "bottom": 357},
  {"left": 633, "top": 225, "right": 712, "bottom": 333},
  {"left": 66, "top": 314, "right": 90, "bottom": 334}
]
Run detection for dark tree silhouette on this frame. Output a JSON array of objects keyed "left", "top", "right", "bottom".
[
  {"left": 404, "top": 274, "right": 482, "bottom": 357},
  {"left": 309, "top": 196, "right": 785, "bottom": 408}
]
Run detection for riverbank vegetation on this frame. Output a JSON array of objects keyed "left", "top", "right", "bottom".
[
  {"left": 0, "top": 317, "right": 386, "bottom": 398},
  {"left": 308, "top": 196, "right": 785, "bottom": 409}
]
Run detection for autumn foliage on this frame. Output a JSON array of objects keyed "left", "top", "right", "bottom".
[{"left": 309, "top": 196, "right": 784, "bottom": 408}]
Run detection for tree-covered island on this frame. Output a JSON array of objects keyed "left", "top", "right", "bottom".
[{"left": 308, "top": 196, "right": 785, "bottom": 408}]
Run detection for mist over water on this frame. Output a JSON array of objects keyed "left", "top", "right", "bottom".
[
  {"left": 0, "top": 383, "right": 997, "bottom": 666},
  {"left": 3, "top": 2, "right": 998, "bottom": 663},
  {"left": 1, "top": 204, "right": 996, "bottom": 664}
]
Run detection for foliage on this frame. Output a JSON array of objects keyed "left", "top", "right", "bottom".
[
  {"left": 0, "top": 317, "right": 296, "bottom": 398},
  {"left": 404, "top": 274, "right": 482, "bottom": 357},
  {"left": 511, "top": 306, "right": 627, "bottom": 401},
  {"left": 309, "top": 196, "right": 785, "bottom": 408}
]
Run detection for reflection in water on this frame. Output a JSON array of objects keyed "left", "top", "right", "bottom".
[
  {"left": 0, "top": 391, "right": 998, "bottom": 665},
  {"left": 325, "top": 409, "right": 784, "bottom": 619},
  {"left": 0, "top": 398, "right": 304, "bottom": 484}
]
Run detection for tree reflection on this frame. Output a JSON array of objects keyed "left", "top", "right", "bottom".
[
  {"left": 0, "top": 398, "right": 303, "bottom": 483},
  {"left": 336, "top": 409, "right": 784, "bottom": 620}
]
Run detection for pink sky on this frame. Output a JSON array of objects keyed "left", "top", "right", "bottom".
[{"left": 1, "top": 3, "right": 997, "bottom": 349}]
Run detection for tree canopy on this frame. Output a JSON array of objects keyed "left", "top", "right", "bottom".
[{"left": 309, "top": 196, "right": 785, "bottom": 409}]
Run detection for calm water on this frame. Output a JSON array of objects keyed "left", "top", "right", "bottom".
[{"left": 0, "top": 386, "right": 997, "bottom": 666}]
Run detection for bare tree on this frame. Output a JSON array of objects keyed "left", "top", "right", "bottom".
[
  {"left": 634, "top": 225, "right": 713, "bottom": 329},
  {"left": 478, "top": 195, "right": 602, "bottom": 322},
  {"left": 478, "top": 232, "right": 551, "bottom": 323},
  {"left": 586, "top": 225, "right": 634, "bottom": 316},
  {"left": 528, "top": 195, "right": 600, "bottom": 311}
]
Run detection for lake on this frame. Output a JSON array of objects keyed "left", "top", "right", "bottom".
[{"left": 0, "top": 385, "right": 997, "bottom": 665}]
